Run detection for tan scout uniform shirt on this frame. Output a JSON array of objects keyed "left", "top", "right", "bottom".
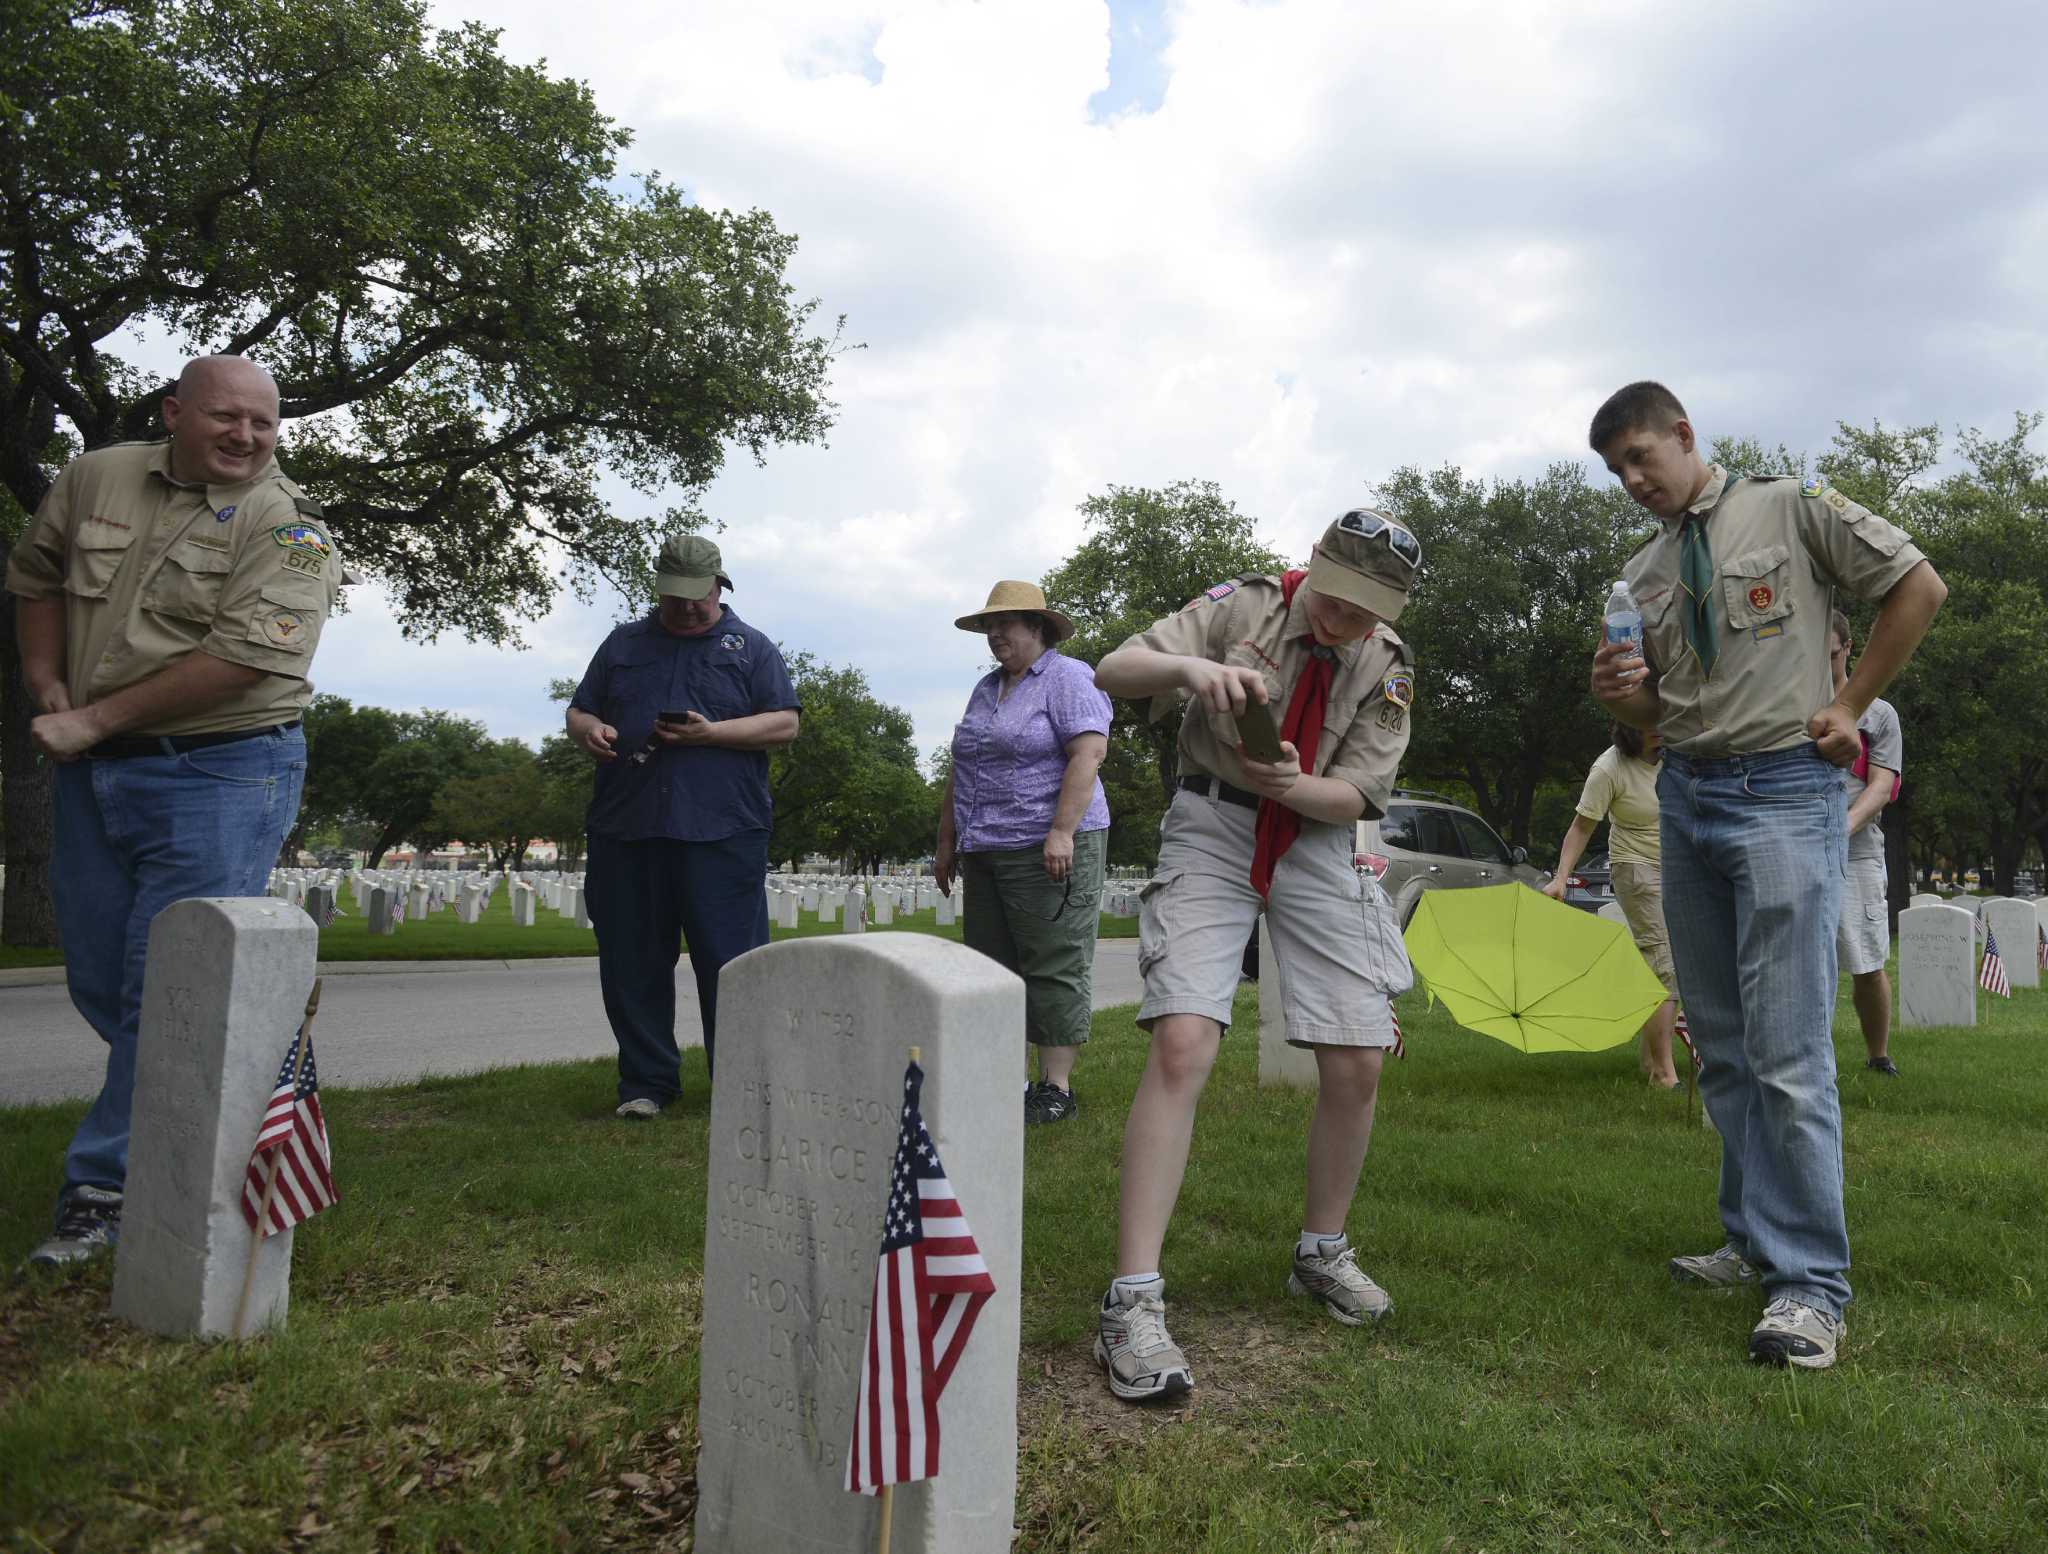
[
  {"left": 5, "top": 441, "right": 342, "bottom": 735},
  {"left": 1130, "top": 575, "right": 1415, "bottom": 816},
  {"left": 1624, "top": 466, "right": 1924, "bottom": 757}
]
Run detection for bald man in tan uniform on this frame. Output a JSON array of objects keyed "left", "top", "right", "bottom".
[
  {"left": 1090, "top": 510, "right": 1421, "bottom": 1404},
  {"left": 8, "top": 355, "right": 343, "bottom": 1269},
  {"left": 1589, "top": 380, "right": 1945, "bottom": 1370}
]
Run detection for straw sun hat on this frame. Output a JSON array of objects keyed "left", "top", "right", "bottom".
[{"left": 954, "top": 580, "right": 1075, "bottom": 643}]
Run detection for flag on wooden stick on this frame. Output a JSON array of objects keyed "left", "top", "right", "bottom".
[
  {"left": 1980, "top": 925, "right": 2012, "bottom": 999},
  {"left": 241, "top": 1022, "right": 337, "bottom": 1235},
  {"left": 845, "top": 1060, "right": 994, "bottom": 1495}
]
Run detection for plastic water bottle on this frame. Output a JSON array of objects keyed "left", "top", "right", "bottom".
[{"left": 1603, "top": 579, "right": 1642, "bottom": 649}]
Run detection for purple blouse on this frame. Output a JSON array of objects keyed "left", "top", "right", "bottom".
[{"left": 950, "top": 648, "right": 1112, "bottom": 851}]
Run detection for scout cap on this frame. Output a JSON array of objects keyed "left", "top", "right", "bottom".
[
  {"left": 1306, "top": 508, "right": 1420, "bottom": 623},
  {"left": 655, "top": 534, "right": 733, "bottom": 599}
]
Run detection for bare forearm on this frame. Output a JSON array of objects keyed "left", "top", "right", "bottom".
[
  {"left": 1094, "top": 645, "right": 1192, "bottom": 699},
  {"left": 1839, "top": 562, "right": 1946, "bottom": 717},
  {"left": 1284, "top": 773, "right": 1368, "bottom": 825},
  {"left": 1048, "top": 746, "right": 1104, "bottom": 835},
  {"left": 708, "top": 710, "right": 800, "bottom": 750},
  {"left": 1554, "top": 814, "right": 1598, "bottom": 878},
  {"left": 74, "top": 651, "right": 270, "bottom": 739},
  {"left": 937, "top": 770, "right": 957, "bottom": 845},
  {"left": 1847, "top": 767, "right": 1895, "bottom": 835},
  {"left": 15, "top": 596, "right": 66, "bottom": 704}
]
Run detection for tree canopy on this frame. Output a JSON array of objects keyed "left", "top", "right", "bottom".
[
  {"left": 0, "top": 0, "right": 841, "bottom": 943},
  {"left": 767, "top": 652, "right": 931, "bottom": 873}
]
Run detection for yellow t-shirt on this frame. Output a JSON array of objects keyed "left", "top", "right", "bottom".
[{"left": 1574, "top": 747, "right": 1662, "bottom": 867}]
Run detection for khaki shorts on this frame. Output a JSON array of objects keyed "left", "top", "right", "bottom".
[
  {"left": 1609, "top": 858, "right": 1678, "bottom": 997},
  {"left": 1836, "top": 853, "right": 1889, "bottom": 975},
  {"left": 1136, "top": 787, "right": 1412, "bottom": 1047}
]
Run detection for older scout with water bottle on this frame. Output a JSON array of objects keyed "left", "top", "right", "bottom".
[
  {"left": 1089, "top": 510, "right": 1420, "bottom": 1404},
  {"left": 1589, "top": 381, "right": 1946, "bottom": 1370}
]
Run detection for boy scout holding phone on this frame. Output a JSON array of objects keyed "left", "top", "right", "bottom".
[{"left": 1089, "top": 510, "right": 1422, "bottom": 1403}]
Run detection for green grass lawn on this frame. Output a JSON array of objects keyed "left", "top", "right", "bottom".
[
  {"left": 2, "top": 876, "right": 1139, "bottom": 970},
  {"left": 3, "top": 969, "right": 2045, "bottom": 1553}
]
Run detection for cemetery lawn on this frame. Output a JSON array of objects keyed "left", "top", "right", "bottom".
[{"left": 4, "top": 967, "right": 2045, "bottom": 1553}]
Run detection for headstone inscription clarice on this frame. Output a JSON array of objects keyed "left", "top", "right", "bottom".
[{"left": 694, "top": 937, "right": 1023, "bottom": 1554}]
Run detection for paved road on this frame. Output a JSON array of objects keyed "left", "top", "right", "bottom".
[{"left": 0, "top": 942, "right": 1144, "bottom": 1105}]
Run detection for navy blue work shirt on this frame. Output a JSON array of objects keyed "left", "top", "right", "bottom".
[{"left": 570, "top": 607, "right": 799, "bottom": 842}]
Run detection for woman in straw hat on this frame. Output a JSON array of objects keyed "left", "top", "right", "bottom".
[{"left": 936, "top": 581, "right": 1113, "bottom": 1125}]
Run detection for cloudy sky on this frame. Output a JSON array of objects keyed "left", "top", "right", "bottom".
[{"left": 312, "top": 0, "right": 2047, "bottom": 760}]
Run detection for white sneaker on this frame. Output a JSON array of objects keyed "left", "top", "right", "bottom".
[
  {"left": 614, "top": 1097, "right": 662, "bottom": 1120},
  {"left": 1094, "top": 1280, "right": 1193, "bottom": 1403},
  {"left": 1748, "top": 1297, "right": 1845, "bottom": 1369},
  {"left": 1287, "top": 1236, "right": 1393, "bottom": 1326}
]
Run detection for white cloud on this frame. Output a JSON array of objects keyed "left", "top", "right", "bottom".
[{"left": 285, "top": 0, "right": 2048, "bottom": 765}]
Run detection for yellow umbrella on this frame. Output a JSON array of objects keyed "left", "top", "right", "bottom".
[{"left": 1402, "top": 883, "right": 1669, "bottom": 1053}]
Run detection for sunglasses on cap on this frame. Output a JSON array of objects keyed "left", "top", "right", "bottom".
[{"left": 1338, "top": 508, "right": 1423, "bottom": 570}]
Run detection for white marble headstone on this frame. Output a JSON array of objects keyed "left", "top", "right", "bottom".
[
  {"left": 112, "top": 899, "right": 319, "bottom": 1339},
  {"left": 695, "top": 938, "right": 1023, "bottom": 1554},
  {"left": 1897, "top": 905, "right": 1976, "bottom": 1028},
  {"left": 1981, "top": 898, "right": 2039, "bottom": 989}
]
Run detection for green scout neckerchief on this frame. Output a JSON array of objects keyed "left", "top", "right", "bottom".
[{"left": 1676, "top": 476, "right": 1743, "bottom": 677}]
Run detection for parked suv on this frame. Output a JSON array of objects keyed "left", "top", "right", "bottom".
[{"left": 1363, "top": 789, "right": 1547, "bottom": 927}]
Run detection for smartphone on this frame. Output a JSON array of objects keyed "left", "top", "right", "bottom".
[
  {"left": 1235, "top": 700, "right": 1285, "bottom": 764},
  {"left": 657, "top": 709, "right": 694, "bottom": 725}
]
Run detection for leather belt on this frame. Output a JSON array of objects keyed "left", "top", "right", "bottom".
[
  {"left": 1178, "top": 773, "right": 1261, "bottom": 811},
  {"left": 87, "top": 721, "right": 300, "bottom": 761}
]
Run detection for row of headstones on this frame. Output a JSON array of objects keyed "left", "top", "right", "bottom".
[
  {"left": 1597, "top": 892, "right": 2048, "bottom": 1027},
  {"left": 1898, "top": 895, "right": 2047, "bottom": 1025}
]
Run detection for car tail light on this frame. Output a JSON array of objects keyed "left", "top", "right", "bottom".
[
  {"left": 1355, "top": 853, "right": 1390, "bottom": 880},
  {"left": 1566, "top": 875, "right": 1586, "bottom": 888}
]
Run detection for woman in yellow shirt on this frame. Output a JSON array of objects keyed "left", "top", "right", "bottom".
[{"left": 1543, "top": 724, "right": 1679, "bottom": 1087}]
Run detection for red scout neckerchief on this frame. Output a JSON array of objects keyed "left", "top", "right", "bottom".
[{"left": 1250, "top": 569, "right": 1333, "bottom": 899}]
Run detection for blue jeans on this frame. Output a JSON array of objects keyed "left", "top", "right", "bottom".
[
  {"left": 51, "top": 726, "right": 307, "bottom": 1194},
  {"left": 1659, "top": 743, "right": 1850, "bottom": 1316},
  {"left": 583, "top": 830, "right": 771, "bottom": 1098}
]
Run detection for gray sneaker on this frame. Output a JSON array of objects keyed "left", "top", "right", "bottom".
[
  {"left": 1094, "top": 1280, "right": 1193, "bottom": 1403},
  {"left": 1749, "top": 1297, "right": 1845, "bottom": 1369},
  {"left": 1287, "top": 1236, "right": 1392, "bottom": 1326},
  {"left": 614, "top": 1097, "right": 662, "bottom": 1120},
  {"left": 25, "top": 1186, "right": 123, "bottom": 1270},
  {"left": 1668, "top": 1242, "right": 1759, "bottom": 1290}
]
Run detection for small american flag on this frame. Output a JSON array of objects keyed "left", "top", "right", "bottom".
[
  {"left": 1980, "top": 926, "right": 2012, "bottom": 999},
  {"left": 845, "top": 1061, "right": 994, "bottom": 1496},
  {"left": 2037, "top": 925, "right": 2046, "bottom": 973},
  {"left": 240, "top": 1025, "right": 337, "bottom": 1234},
  {"left": 1674, "top": 1007, "right": 1702, "bottom": 1073},
  {"left": 1390, "top": 1006, "right": 1404, "bottom": 1061}
]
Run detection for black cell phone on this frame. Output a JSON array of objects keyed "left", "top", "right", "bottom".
[
  {"left": 1235, "top": 700, "right": 1285, "bottom": 763},
  {"left": 657, "top": 709, "right": 693, "bottom": 724}
]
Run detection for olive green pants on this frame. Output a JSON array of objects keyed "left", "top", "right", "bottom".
[{"left": 960, "top": 828, "right": 1105, "bottom": 1047}]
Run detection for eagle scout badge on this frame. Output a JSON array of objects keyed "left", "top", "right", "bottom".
[
  {"left": 1801, "top": 475, "right": 1824, "bottom": 497},
  {"left": 1748, "top": 584, "right": 1774, "bottom": 613},
  {"left": 214, "top": 504, "right": 236, "bottom": 523},
  {"left": 272, "top": 522, "right": 331, "bottom": 555}
]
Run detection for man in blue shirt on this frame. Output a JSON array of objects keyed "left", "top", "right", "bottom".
[{"left": 566, "top": 536, "right": 800, "bottom": 1115}]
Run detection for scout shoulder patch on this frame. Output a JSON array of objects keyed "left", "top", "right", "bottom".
[
  {"left": 260, "top": 607, "right": 310, "bottom": 647},
  {"left": 272, "top": 522, "right": 331, "bottom": 555},
  {"left": 1801, "top": 475, "right": 1824, "bottom": 497},
  {"left": 1202, "top": 581, "right": 1236, "bottom": 602},
  {"left": 1382, "top": 670, "right": 1414, "bottom": 710},
  {"left": 280, "top": 547, "right": 325, "bottom": 577},
  {"left": 1822, "top": 488, "right": 1853, "bottom": 515}
]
